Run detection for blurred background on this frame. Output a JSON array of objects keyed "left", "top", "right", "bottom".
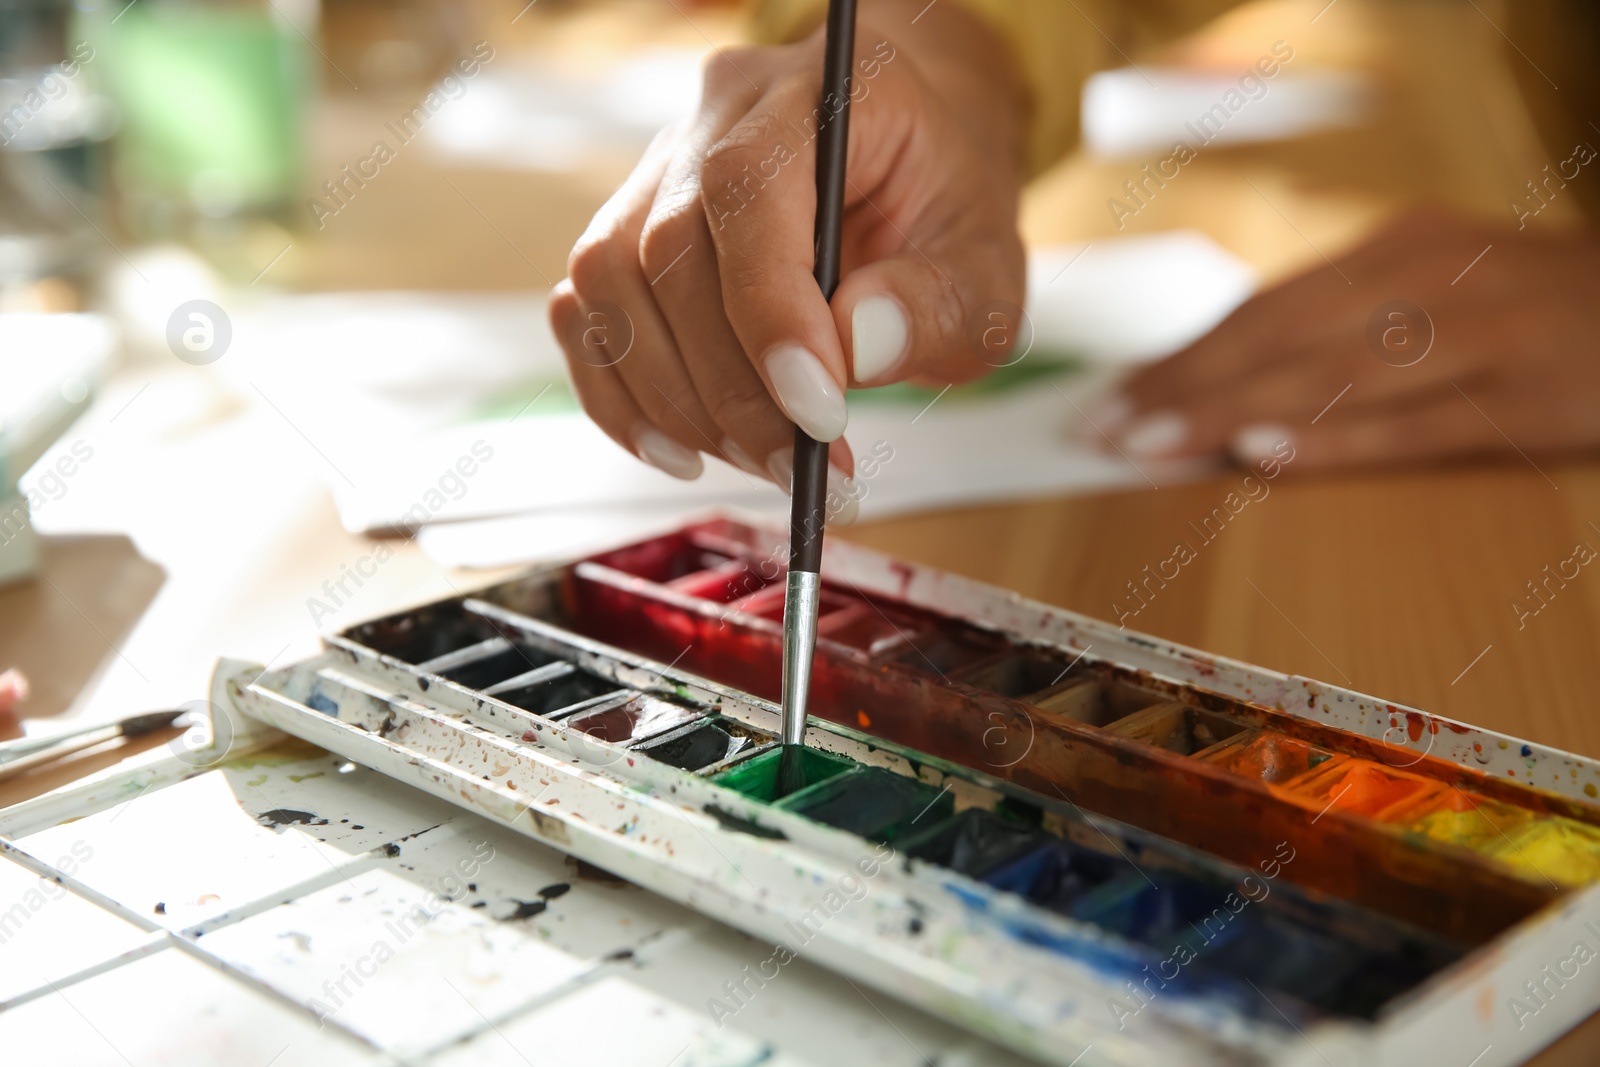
[
  {"left": 1, "top": 0, "right": 758, "bottom": 741},
  {"left": 0, "top": 0, "right": 1587, "bottom": 747}
]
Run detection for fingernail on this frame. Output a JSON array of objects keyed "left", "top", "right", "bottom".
[
  {"left": 635, "top": 426, "right": 703, "bottom": 480},
  {"left": 719, "top": 437, "right": 764, "bottom": 476},
  {"left": 1231, "top": 423, "right": 1294, "bottom": 466},
  {"left": 826, "top": 467, "right": 860, "bottom": 526},
  {"left": 766, "top": 344, "right": 848, "bottom": 442},
  {"left": 1087, "top": 393, "right": 1134, "bottom": 433},
  {"left": 1072, "top": 393, "right": 1134, "bottom": 445},
  {"left": 1119, "top": 411, "right": 1189, "bottom": 458},
  {"left": 766, "top": 445, "right": 794, "bottom": 489},
  {"left": 851, "top": 295, "right": 907, "bottom": 383},
  {"left": 0, "top": 668, "right": 28, "bottom": 702}
]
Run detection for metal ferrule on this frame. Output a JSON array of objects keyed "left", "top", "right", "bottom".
[{"left": 779, "top": 570, "right": 822, "bottom": 747}]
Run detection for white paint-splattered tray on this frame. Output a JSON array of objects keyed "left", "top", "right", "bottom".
[{"left": 210, "top": 516, "right": 1600, "bottom": 1065}]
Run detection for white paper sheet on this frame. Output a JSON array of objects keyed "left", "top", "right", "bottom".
[{"left": 215, "top": 232, "right": 1250, "bottom": 567}]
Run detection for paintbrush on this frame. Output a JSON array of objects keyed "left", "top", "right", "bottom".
[
  {"left": 0, "top": 709, "right": 185, "bottom": 781},
  {"left": 777, "top": 0, "right": 858, "bottom": 799}
]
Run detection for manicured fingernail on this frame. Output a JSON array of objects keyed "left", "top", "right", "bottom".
[
  {"left": 1087, "top": 393, "right": 1134, "bottom": 433},
  {"left": 826, "top": 467, "right": 860, "bottom": 526},
  {"left": 719, "top": 437, "right": 764, "bottom": 476},
  {"left": 766, "top": 344, "right": 848, "bottom": 442},
  {"left": 1072, "top": 393, "right": 1134, "bottom": 445},
  {"left": 1119, "top": 411, "right": 1189, "bottom": 458},
  {"left": 766, "top": 445, "right": 794, "bottom": 489},
  {"left": 635, "top": 426, "right": 703, "bottom": 480},
  {"left": 0, "top": 668, "right": 28, "bottom": 704},
  {"left": 1232, "top": 424, "right": 1295, "bottom": 466},
  {"left": 851, "top": 295, "right": 907, "bottom": 383}
]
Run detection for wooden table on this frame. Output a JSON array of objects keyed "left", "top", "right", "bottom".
[{"left": 843, "top": 461, "right": 1600, "bottom": 765}]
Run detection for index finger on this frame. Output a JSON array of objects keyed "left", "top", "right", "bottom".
[{"left": 699, "top": 68, "right": 856, "bottom": 443}]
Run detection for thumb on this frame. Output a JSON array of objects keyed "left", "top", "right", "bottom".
[{"left": 834, "top": 232, "right": 1025, "bottom": 387}]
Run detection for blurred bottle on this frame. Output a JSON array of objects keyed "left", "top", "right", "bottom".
[{"left": 72, "top": 0, "right": 311, "bottom": 254}]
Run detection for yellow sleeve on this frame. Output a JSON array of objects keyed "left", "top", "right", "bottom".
[
  {"left": 749, "top": 0, "right": 1242, "bottom": 176},
  {"left": 749, "top": 0, "right": 1088, "bottom": 174}
]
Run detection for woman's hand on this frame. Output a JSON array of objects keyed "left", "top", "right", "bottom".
[
  {"left": 550, "top": 0, "right": 1027, "bottom": 505},
  {"left": 1105, "top": 212, "right": 1600, "bottom": 472}
]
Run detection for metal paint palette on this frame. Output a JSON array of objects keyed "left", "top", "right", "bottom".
[{"left": 222, "top": 516, "right": 1600, "bottom": 1066}]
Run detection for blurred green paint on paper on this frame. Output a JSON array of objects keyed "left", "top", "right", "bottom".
[
  {"left": 467, "top": 352, "right": 1085, "bottom": 425},
  {"left": 851, "top": 351, "right": 1084, "bottom": 405}
]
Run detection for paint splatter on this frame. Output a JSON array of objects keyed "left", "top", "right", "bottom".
[
  {"left": 255, "top": 809, "right": 330, "bottom": 830},
  {"left": 506, "top": 899, "right": 547, "bottom": 920}
]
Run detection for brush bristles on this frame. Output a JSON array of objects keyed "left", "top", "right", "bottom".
[{"left": 774, "top": 744, "right": 807, "bottom": 800}]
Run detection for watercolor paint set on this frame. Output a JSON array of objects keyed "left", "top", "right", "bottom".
[{"left": 226, "top": 516, "right": 1600, "bottom": 1066}]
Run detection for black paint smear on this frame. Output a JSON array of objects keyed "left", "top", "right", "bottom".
[
  {"left": 566, "top": 857, "right": 632, "bottom": 887},
  {"left": 121, "top": 709, "right": 184, "bottom": 735},
  {"left": 538, "top": 883, "right": 570, "bottom": 900},
  {"left": 256, "top": 809, "right": 330, "bottom": 830},
  {"left": 507, "top": 899, "right": 548, "bottom": 920},
  {"left": 153, "top": 902, "right": 166, "bottom": 915},
  {"left": 703, "top": 804, "right": 787, "bottom": 840},
  {"left": 398, "top": 824, "right": 443, "bottom": 843}
]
